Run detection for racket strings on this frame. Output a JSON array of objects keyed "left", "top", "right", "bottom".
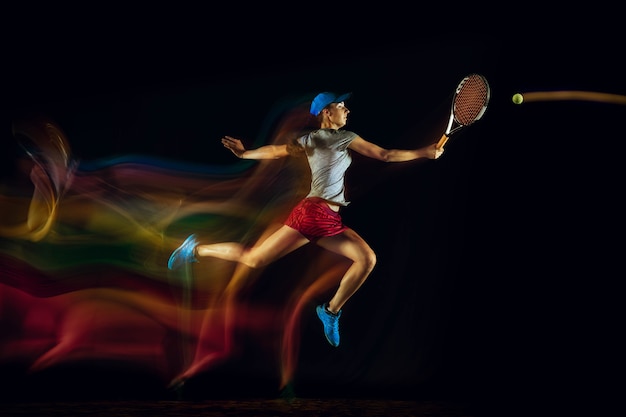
[{"left": 454, "top": 75, "right": 489, "bottom": 125}]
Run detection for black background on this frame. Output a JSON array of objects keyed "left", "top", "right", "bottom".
[{"left": 2, "top": 5, "right": 624, "bottom": 416}]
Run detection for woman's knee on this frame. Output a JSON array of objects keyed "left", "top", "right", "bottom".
[
  {"left": 241, "top": 250, "right": 267, "bottom": 269},
  {"left": 362, "top": 247, "right": 377, "bottom": 271}
]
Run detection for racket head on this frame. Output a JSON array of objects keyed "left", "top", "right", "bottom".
[{"left": 452, "top": 73, "right": 490, "bottom": 126}]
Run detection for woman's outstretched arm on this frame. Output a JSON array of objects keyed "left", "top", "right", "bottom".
[{"left": 222, "top": 136, "right": 290, "bottom": 160}]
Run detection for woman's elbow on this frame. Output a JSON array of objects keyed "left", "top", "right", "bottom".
[{"left": 378, "top": 150, "right": 392, "bottom": 162}]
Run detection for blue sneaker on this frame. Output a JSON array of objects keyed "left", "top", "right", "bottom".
[
  {"left": 168, "top": 234, "right": 199, "bottom": 270},
  {"left": 316, "top": 304, "right": 341, "bottom": 347}
]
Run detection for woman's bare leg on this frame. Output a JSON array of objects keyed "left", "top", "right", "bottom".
[
  {"left": 195, "top": 224, "right": 310, "bottom": 268},
  {"left": 315, "top": 228, "right": 377, "bottom": 313}
]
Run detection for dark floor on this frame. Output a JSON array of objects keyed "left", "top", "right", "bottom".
[{"left": 0, "top": 399, "right": 476, "bottom": 417}]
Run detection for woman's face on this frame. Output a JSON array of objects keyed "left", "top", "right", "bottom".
[{"left": 325, "top": 102, "right": 350, "bottom": 128}]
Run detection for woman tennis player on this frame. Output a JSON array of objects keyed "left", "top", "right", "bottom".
[{"left": 168, "top": 92, "right": 444, "bottom": 348}]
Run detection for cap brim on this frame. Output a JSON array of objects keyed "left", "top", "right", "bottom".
[{"left": 335, "top": 92, "right": 352, "bottom": 103}]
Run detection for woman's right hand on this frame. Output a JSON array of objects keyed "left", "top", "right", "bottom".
[{"left": 221, "top": 136, "right": 246, "bottom": 158}]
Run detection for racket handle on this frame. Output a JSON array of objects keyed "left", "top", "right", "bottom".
[{"left": 436, "top": 134, "right": 449, "bottom": 149}]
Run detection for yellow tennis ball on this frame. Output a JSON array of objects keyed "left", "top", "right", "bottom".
[{"left": 512, "top": 93, "right": 524, "bottom": 104}]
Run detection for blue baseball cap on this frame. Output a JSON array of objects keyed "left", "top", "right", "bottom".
[{"left": 310, "top": 92, "right": 352, "bottom": 116}]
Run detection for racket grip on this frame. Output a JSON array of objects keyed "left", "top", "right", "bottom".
[{"left": 436, "top": 134, "right": 449, "bottom": 149}]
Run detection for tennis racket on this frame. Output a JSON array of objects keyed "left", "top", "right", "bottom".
[{"left": 436, "top": 73, "right": 490, "bottom": 149}]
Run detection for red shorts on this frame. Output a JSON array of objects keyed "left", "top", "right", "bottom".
[{"left": 284, "top": 197, "right": 348, "bottom": 241}]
